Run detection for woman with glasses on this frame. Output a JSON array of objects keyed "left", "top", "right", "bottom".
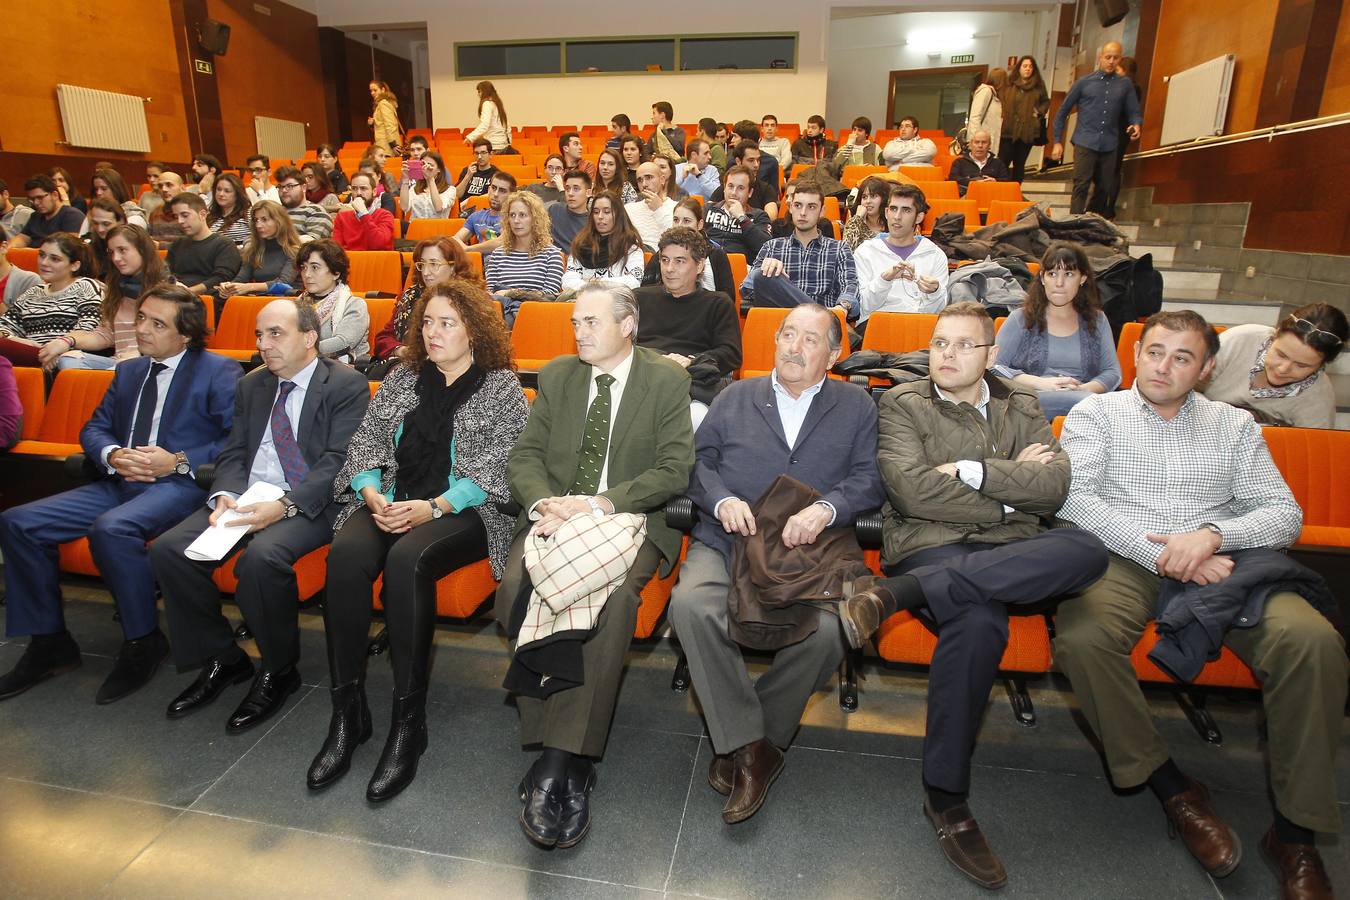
[
  {"left": 302, "top": 163, "right": 341, "bottom": 213},
  {"left": 295, "top": 239, "right": 369, "bottom": 366},
  {"left": 368, "top": 236, "right": 479, "bottom": 379},
  {"left": 1201, "top": 302, "right": 1348, "bottom": 429},
  {"left": 993, "top": 241, "right": 1121, "bottom": 420}
]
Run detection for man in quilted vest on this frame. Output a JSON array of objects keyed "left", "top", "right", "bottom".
[
  {"left": 842, "top": 301, "right": 1109, "bottom": 889},
  {"left": 494, "top": 283, "right": 694, "bottom": 851}
]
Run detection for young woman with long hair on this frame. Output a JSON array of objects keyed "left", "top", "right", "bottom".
[
  {"left": 219, "top": 200, "right": 302, "bottom": 298},
  {"left": 842, "top": 176, "right": 889, "bottom": 250},
  {"left": 59, "top": 224, "right": 171, "bottom": 370},
  {"left": 1000, "top": 55, "right": 1050, "bottom": 182},
  {"left": 85, "top": 196, "right": 128, "bottom": 278},
  {"left": 207, "top": 173, "right": 251, "bottom": 246},
  {"left": 368, "top": 80, "right": 403, "bottom": 153},
  {"left": 465, "top": 80, "right": 513, "bottom": 154},
  {"left": 596, "top": 149, "right": 639, "bottom": 205},
  {"left": 0, "top": 232, "right": 104, "bottom": 369},
  {"left": 562, "top": 192, "right": 645, "bottom": 295},
  {"left": 401, "top": 151, "right": 455, "bottom": 220},
  {"left": 90, "top": 168, "right": 148, "bottom": 227},
  {"left": 316, "top": 143, "right": 350, "bottom": 193},
  {"left": 484, "top": 191, "right": 562, "bottom": 325}
]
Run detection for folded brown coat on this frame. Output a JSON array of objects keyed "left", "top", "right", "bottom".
[{"left": 728, "top": 474, "right": 871, "bottom": 651}]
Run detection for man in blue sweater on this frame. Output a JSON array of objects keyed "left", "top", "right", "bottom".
[{"left": 1052, "top": 41, "right": 1143, "bottom": 217}]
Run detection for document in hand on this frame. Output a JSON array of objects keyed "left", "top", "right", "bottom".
[{"left": 184, "top": 482, "right": 286, "bottom": 561}]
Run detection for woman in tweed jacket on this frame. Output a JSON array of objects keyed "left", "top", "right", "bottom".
[{"left": 310, "top": 278, "right": 528, "bottom": 802}]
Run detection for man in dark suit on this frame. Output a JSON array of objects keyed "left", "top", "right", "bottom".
[
  {"left": 150, "top": 298, "right": 369, "bottom": 733},
  {"left": 495, "top": 282, "right": 694, "bottom": 851},
  {"left": 0, "top": 286, "right": 240, "bottom": 705},
  {"left": 669, "top": 303, "right": 883, "bottom": 825}
]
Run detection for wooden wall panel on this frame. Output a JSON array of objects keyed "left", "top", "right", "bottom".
[
  {"left": 1141, "top": 0, "right": 1279, "bottom": 148},
  {"left": 0, "top": 1, "right": 191, "bottom": 161},
  {"left": 1320, "top": 2, "right": 1350, "bottom": 115}
]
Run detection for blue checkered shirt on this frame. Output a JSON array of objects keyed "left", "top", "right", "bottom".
[
  {"left": 750, "top": 234, "right": 859, "bottom": 309},
  {"left": 1053, "top": 70, "right": 1143, "bottom": 153}
]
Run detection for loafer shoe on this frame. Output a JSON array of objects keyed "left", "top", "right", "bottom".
[{"left": 923, "top": 798, "right": 1008, "bottom": 890}]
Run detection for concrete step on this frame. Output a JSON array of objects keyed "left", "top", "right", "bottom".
[
  {"left": 1129, "top": 243, "right": 1174, "bottom": 264},
  {"left": 1160, "top": 268, "right": 1222, "bottom": 292},
  {"left": 1022, "top": 178, "right": 1071, "bottom": 193},
  {"left": 1023, "top": 191, "right": 1068, "bottom": 205},
  {"left": 1159, "top": 295, "right": 1282, "bottom": 327}
]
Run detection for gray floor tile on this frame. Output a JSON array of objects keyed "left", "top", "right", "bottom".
[
  {"left": 101, "top": 809, "right": 658, "bottom": 899},
  {"left": 0, "top": 778, "right": 182, "bottom": 899}
]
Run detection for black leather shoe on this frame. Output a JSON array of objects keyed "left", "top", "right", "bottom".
[
  {"left": 307, "top": 681, "right": 372, "bottom": 790},
  {"left": 366, "top": 689, "right": 428, "bottom": 802},
  {"left": 166, "top": 655, "right": 255, "bottom": 719},
  {"left": 96, "top": 629, "right": 169, "bottom": 705},
  {"left": 518, "top": 761, "right": 563, "bottom": 848},
  {"left": 556, "top": 758, "right": 597, "bottom": 849},
  {"left": 225, "top": 667, "right": 301, "bottom": 733},
  {"left": 0, "top": 632, "right": 81, "bottom": 701}
]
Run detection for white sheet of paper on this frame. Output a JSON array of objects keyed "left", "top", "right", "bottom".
[{"left": 184, "top": 482, "right": 286, "bottom": 561}]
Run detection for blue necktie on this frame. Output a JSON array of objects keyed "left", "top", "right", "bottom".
[{"left": 129, "top": 362, "right": 167, "bottom": 447}]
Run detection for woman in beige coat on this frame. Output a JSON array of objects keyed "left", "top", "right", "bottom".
[{"left": 368, "top": 81, "right": 402, "bottom": 153}]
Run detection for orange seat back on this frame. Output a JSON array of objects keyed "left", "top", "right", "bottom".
[
  {"left": 822, "top": 196, "right": 840, "bottom": 221},
  {"left": 1116, "top": 321, "right": 1144, "bottom": 388},
  {"left": 738, "top": 306, "right": 849, "bottom": 378},
  {"left": 208, "top": 296, "right": 276, "bottom": 352},
  {"left": 1262, "top": 427, "right": 1350, "bottom": 530},
  {"left": 6, "top": 247, "right": 38, "bottom": 272},
  {"left": 841, "top": 165, "right": 887, "bottom": 188},
  {"left": 923, "top": 199, "right": 980, "bottom": 234},
  {"left": 511, "top": 301, "right": 576, "bottom": 369},
  {"left": 347, "top": 251, "right": 403, "bottom": 295},
  {"left": 912, "top": 180, "right": 959, "bottom": 201},
  {"left": 965, "top": 180, "right": 1023, "bottom": 212},
  {"left": 726, "top": 253, "right": 747, "bottom": 303},
  {"left": 985, "top": 200, "right": 1035, "bottom": 226},
  {"left": 897, "top": 164, "right": 942, "bottom": 181},
  {"left": 12, "top": 364, "right": 45, "bottom": 439},
  {"left": 405, "top": 217, "right": 465, "bottom": 242},
  {"left": 365, "top": 298, "right": 395, "bottom": 349},
  {"left": 38, "top": 369, "right": 114, "bottom": 444},
  {"left": 860, "top": 312, "right": 939, "bottom": 353}
]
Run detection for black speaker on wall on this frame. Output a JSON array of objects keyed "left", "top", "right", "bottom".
[
  {"left": 1095, "top": 0, "right": 1130, "bottom": 27},
  {"left": 199, "top": 19, "right": 231, "bottom": 56}
]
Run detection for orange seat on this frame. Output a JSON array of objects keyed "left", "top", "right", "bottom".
[
  {"left": 860, "top": 312, "right": 938, "bottom": 353},
  {"left": 511, "top": 301, "right": 576, "bottom": 371},
  {"left": 923, "top": 199, "right": 980, "bottom": 234},
  {"left": 994, "top": 316, "right": 1007, "bottom": 334},
  {"left": 208, "top": 296, "right": 276, "bottom": 361},
  {"left": 459, "top": 194, "right": 490, "bottom": 214},
  {"left": 726, "top": 253, "right": 747, "bottom": 304},
  {"left": 12, "top": 365, "right": 45, "bottom": 440},
  {"left": 822, "top": 196, "right": 840, "bottom": 221},
  {"left": 738, "top": 307, "right": 849, "bottom": 379},
  {"left": 405, "top": 217, "right": 465, "bottom": 242},
  {"left": 897, "top": 165, "right": 942, "bottom": 181},
  {"left": 1263, "top": 427, "right": 1350, "bottom": 548},
  {"left": 912, "top": 180, "right": 959, "bottom": 201},
  {"left": 213, "top": 546, "right": 329, "bottom": 602},
  {"left": 9, "top": 369, "right": 114, "bottom": 457},
  {"left": 373, "top": 557, "right": 499, "bottom": 619},
  {"left": 6, "top": 247, "right": 38, "bottom": 271},
  {"left": 876, "top": 609, "right": 1053, "bottom": 673},
  {"left": 1129, "top": 622, "right": 1259, "bottom": 689},
  {"left": 1116, "top": 321, "right": 1144, "bottom": 388},
  {"left": 964, "top": 181, "right": 1024, "bottom": 213},
  {"left": 365, "top": 298, "right": 395, "bottom": 351},
  {"left": 635, "top": 537, "right": 688, "bottom": 639},
  {"left": 985, "top": 200, "right": 1035, "bottom": 226},
  {"left": 841, "top": 165, "right": 887, "bottom": 188},
  {"left": 347, "top": 251, "right": 403, "bottom": 296}
]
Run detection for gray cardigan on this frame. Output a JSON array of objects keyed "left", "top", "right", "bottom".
[{"left": 2, "top": 267, "right": 41, "bottom": 311}]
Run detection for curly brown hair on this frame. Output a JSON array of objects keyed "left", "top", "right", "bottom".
[{"left": 404, "top": 278, "right": 515, "bottom": 373}]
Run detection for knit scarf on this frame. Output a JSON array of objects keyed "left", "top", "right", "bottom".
[{"left": 393, "top": 362, "right": 483, "bottom": 502}]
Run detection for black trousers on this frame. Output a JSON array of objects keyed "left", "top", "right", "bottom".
[
  {"left": 884, "top": 528, "right": 1108, "bottom": 794},
  {"left": 1002, "top": 138, "right": 1035, "bottom": 183},
  {"left": 1070, "top": 145, "right": 1117, "bottom": 216},
  {"left": 152, "top": 506, "right": 336, "bottom": 672},
  {"left": 323, "top": 506, "right": 488, "bottom": 693}
]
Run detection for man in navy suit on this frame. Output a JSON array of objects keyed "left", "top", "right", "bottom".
[
  {"left": 151, "top": 297, "right": 369, "bottom": 733},
  {"left": 0, "top": 285, "right": 240, "bottom": 705},
  {"left": 668, "top": 303, "right": 883, "bottom": 824}
]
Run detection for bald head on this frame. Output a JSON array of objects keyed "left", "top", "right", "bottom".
[
  {"left": 157, "top": 171, "right": 183, "bottom": 201},
  {"left": 255, "top": 298, "right": 320, "bottom": 378},
  {"left": 1099, "top": 42, "right": 1123, "bottom": 72},
  {"left": 636, "top": 161, "right": 665, "bottom": 198}
]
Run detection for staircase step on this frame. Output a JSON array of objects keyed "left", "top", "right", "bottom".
[
  {"left": 1160, "top": 269, "right": 1222, "bottom": 291},
  {"left": 1129, "top": 243, "right": 1174, "bottom": 264},
  {"left": 1159, "top": 296, "right": 1282, "bottom": 327},
  {"left": 1022, "top": 179, "right": 1072, "bottom": 192},
  {"left": 1023, "top": 191, "right": 1068, "bottom": 204}
]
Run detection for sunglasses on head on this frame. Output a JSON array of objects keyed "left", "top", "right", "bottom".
[{"left": 1287, "top": 315, "right": 1344, "bottom": 349}]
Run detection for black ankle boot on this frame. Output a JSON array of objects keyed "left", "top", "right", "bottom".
[
  {"left": 307, "top": 681, "right": 372, "bottom": 790},
  {"left": 366, "top": 688, "right": 428, "bottom": 803}
]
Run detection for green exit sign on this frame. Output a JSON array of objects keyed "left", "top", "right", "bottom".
[{"left": 950, "top": 54, "right": 975, "bottom": 64}]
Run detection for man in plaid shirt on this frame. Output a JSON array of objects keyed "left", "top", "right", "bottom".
[
  {"left": 1054, "top": 310, "right": 1344, "bottom": 898},
  {"left": 740, "top": 181, "right": 858, "bottom": 315}
]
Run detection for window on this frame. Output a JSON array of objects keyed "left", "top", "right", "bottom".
[{"left": 456, "top": 34, "right": 796, "bottom": 78}]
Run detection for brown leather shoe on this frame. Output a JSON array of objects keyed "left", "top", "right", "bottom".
[
  {"left": 708, "top": 753, "right": 733, "bottom": 796},
  {"left": 923, "top": 799, "right": 1008, "bottom": 890},
  {"left": 839, "top": 576, "right": 895, "bottom": 649},
  {"left": 1162, "top": 779, "right": 1241, "bottom": 876},
  {"left": 1261, "top": 825, "right": 1333, "bottom": 899},
  {"left": 722, "top": 738, "right": 784, "bottom": 824}
]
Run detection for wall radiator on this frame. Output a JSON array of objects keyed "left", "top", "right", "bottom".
[
  {"left": 56, "top": 84, "right": 151, "bottom": 153},
  {"left": 1159, "top": 55, "right": 1236, "bottom": 146},
  {"left": 254, "top": 116, "right": 308, "bottom": 162}
]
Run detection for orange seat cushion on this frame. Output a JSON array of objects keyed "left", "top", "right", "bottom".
[
  {"left": 1130, "top": 622, "right": 1259, "bottom": 689},
  {"left": 875, "top": 611, "right": 1053, "bottom": 673},
  {"left": 214, "top": 546, "right": 329, "bottom": 601}
]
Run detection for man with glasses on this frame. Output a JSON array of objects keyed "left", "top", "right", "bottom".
[
  {"left": 244, "top": 155, "right": 278, "bottom": 204},
  {"left": 455, "top": 139, "right": 500, "bottom": 203},
  {"left": 12, "top": 175, "right": 85, "bottom": 248},
  {"left": 840, "top": 301, "right": 1109, "bottom": 890},
  {"left": 523, "top": 154, "right": 567, "bottom": 205},
  {"left": 274, "top": 166, "right": 332, "bottom": 243},
  {"left": 453, "top": 171, "right": 516, "bottom": 255}
]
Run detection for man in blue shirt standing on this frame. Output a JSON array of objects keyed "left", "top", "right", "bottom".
[{"left": 1052, "top": 42, "right": 1143, "bottom": 217}]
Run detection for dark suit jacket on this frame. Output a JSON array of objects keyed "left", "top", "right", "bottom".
[
  {"left": 689, "top": 374, "right": 884, "bottom": 559},
  {"left": 80, "top": 349, "right": 241, "bottom": 482},
  {"left": 211, "top": 356, "right": 370, "bottom": 523},
  {"left": 507, "top": 345, "right": 695, "bottom": 574}
]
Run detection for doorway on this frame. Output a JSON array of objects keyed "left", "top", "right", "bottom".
[{"left": 886, "top": 65, "right": 987, "bottom": 135}]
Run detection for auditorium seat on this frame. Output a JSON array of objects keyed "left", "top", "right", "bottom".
[
  {"left": 12, "top": 365, "right": 45, "bottom": 441},
  {"left": 737, "top": 306, "right": 849, "bottom": 379},
  {"left": 213, "top": 545, "right": 329, "bottom": 602},
  {"left": 841, "top": 165, "right": 887, "bottom": 188},
  {"left": 1262, "top": 427, "right": 1350, "bottom": 549},
  {"left": 897, "top": 165, "right": 942, "bottom": 181},
  {"left": 405, "top": 217, "right": 465, "bottom": 242},
  {"left": 964, "top": 181, "right": 1024, "bottom": 213},
  {"left": 512, "top": 301, "right": 576, "bottom": 371},
  {"left": 822, "top": 196, "right": 840, "bottom": 221},
  {"left": 347, "top": 251, "right": 403, "bottom": 296},
  {"left": 860, "top": 312, "right": 938, "bottom": 353},
  {"left": 726, "top": 253, "right": 747, "bottom": 304},
  {"left": 9, "top": 369, "right": 113, "bottom": 458},
  {"left": 1116, "top": 322, "right": 1144, "bottom": 387},
  {"left": 985, "top": 200, "right": 1035, "bottom": 226},
  {"left": 209, "top": 296, "right": 277, "bottom": 361},
  {"left": 913, "top": 181, "right": 960, "bottom": 201},
  {"left": 365, "top": 298, "right": 395, "bottom": 351},
  {"left": 923, "top": 199, "right": 981, "bottom": 234},
  {"left": 6, "top": 247, "right": 38, "bottom": 272}
]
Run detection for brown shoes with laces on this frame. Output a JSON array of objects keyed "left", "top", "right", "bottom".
[
  {"left": 923, "top": 799, "right": 1008, "bottom": 890},
  {"left": 1161, "top": 778, "right": 1241, "bottom": 877},
  {"left": 722, "top": 738, "right": 784, "bottom": 824},
  {"left": 839, "top": 575, "right": 895, "bottom": 649},
  {"left": 1261, "top": 826, "right": 1333, "bottom": 900}
]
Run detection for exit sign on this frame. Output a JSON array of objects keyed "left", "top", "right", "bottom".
[
  {"left": 950, "top": 54, "right": 975, "bottom": 64},
  {"left": 194, "top": 59, "right": 214, "bottom": 75}
]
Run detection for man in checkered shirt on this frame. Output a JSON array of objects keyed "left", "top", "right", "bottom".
[
  {"left": 1054, "top": 310, "right": 1344, "bottom": 897},
  {"left": 739, "top": 180, "right": 858, "bottom": 316}
]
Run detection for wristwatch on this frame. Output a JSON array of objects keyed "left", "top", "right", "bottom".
[
  {"left": 428, "top": 498, "right": 444, "bottom": 519},
  {"left": 279, "top": 495, "right": 300, "bottom": 519},
  {"left": 173, "top": 451, "right": 191, "bottom": 476},
  {"left": 586, "top": 497, "right": 606, "bottom": 518},
  {"left": 1199, "top": 522, "right": 1223, "bottom": 543}
]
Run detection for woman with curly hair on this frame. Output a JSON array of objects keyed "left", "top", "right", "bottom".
[
  {"left": 484, "top": 191, "right": 563, "bottom": 326},
  {"left": 207, "top": 173, "right": 251, "bottom": 246},
  {"left": 369, "top": 236, "right": 480, "bottom": 378},
  {"left": 993, "top": 240, "right": 1121, "bottom": 419},
  {"left": 313, "top": 277, "right": 528, "bottom": 802},
  {"left": 368, "top": 80, "right": 403, "bottom": 153}
]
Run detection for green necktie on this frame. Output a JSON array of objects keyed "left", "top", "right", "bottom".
[{"left": 571, "top": 373, "right": 615, "bottom": 495}]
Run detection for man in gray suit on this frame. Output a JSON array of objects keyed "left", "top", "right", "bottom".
[{"left": 668, "top": 303, "right": 883, "bottom": 825}]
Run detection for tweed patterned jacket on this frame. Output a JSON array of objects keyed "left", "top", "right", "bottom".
[{"left": 331, "top": 363, "right": 529, "bottom": 578}]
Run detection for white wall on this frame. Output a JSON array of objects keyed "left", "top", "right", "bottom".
[
  {"left": 826, "top": 8, "right": 1056, "bottom": 129},
  {"left": 315, "top": 0, "right": 831, "bottom": 129}
]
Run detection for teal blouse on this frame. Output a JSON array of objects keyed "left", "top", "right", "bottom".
[{"left": 350, "top": 423, "right": 487, "bottom": 512}]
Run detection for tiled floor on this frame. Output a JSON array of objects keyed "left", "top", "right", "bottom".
[{"left": 0, "top": 583, "right": 1346, "bottom": 899}]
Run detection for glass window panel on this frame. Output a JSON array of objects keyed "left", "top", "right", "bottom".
[
  {"left": 567, "top": 40, "right": 675, "bottom": 73},
  {"left": 457, "top": 42, "right": 561, "bottom": 77},
  {"left": 679, "top": 36, "right": 795, "bottom": 71}
]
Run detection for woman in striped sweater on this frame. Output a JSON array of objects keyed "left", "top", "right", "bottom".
[
  {"left": 0, "top": 233, "right": 104, "bottom": 368},
  {"left": 484, "top": 191, "right": 562, "bottom": 327},
  {"left": 207, "top": 173, "right": 251, "bottom": 246},
  {"left": 59, "top": 224, "right": 172, "bottom": 370}
]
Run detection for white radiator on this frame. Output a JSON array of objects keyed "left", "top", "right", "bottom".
[
  {"left": 254, "top": 116, "right": 308, "bottom": 162},
  {"left": 55, "top": 84, "right": 151, "bottom": 153},
  {"left": 1160, "top": 55, "right": 1235, "bottom": 146}
]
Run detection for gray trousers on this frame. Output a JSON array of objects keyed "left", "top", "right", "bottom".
[
  {"left": 668, "top": 542, "right": 846, "bottom": 755},
  {"left": 493, "top": 530, "right": 662, "bottom": 759}
]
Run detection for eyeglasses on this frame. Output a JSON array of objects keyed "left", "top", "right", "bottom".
[
  {"left": 278, "top": 182, "right": 302, "bottom": 190},
  {"left": 415, "top": 260, "right": 449, "bottom": 271},
  {"left": 248, "top": 167, "right": 268, "bottom": 174},
  {"left": 1286, "top": 316, "right": 1344, "bottom": 349},
  {"left": 930, "top": 338, "right": 995, "bottom": 355},
  {"left": 27, "top": 193, "right": 51, "bottom": 202}
]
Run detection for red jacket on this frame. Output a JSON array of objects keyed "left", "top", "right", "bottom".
[{"left": 332, "top": 207, "right": 394, "bottom": 251}]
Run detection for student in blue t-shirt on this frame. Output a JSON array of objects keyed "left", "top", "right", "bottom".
[{"left": 453, "top": 170, "right": 515, "bottom": 255}]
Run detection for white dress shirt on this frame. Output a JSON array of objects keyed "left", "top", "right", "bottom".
[
  {"left": 211, "top": 357, "right": 318, "bottom": 504},
  {"left": 101, "top": 349, "right": 187, "bottom": 470},
  {"left": 587, "top": 347, "right": 635, "bottom": 493}
]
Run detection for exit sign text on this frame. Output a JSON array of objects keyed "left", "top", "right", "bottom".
[{"left": 950, "top": 54, "right": 975, "bottom": 64}]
